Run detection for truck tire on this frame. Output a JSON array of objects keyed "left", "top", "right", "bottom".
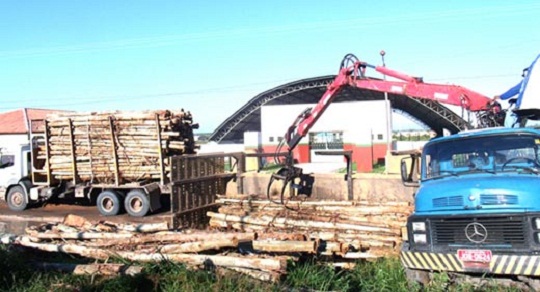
[
  {"left": 96, "top": 191, "right": 122, "bottom": 216},
  {"left": 124, "top": 190, "right": 150, "bottom": 217},
  {"left": 6, "top": 186, "right": 28, "bottom": 211}
]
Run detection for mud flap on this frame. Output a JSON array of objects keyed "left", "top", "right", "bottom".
[{"left": 142, "top": 183, "right": 162, "bottom": 212}]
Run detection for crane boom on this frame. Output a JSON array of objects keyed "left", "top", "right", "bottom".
[
  {"left": 284, "top": 54, "right": 492, "bottom": 151},
  {"left": 269, "top": 53, "right": 495, "bottom": 202}
]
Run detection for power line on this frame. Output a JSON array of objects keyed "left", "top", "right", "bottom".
[{"left": 0, "top": 77, "right": 302, "bottom": 110}]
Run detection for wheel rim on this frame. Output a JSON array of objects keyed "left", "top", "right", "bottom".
[
  {"left": 101, "top": 197, "right": 114, "bottom": 212},
  {"left": 129, "top": 197, "right": 143, "bottom": 213},
  {"left": 11, "top": 192, "right": 23, "bottom": 207}
]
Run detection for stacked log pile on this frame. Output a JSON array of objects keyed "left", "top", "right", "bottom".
[
  {"left": 2, "top": 215, "right": 286, "bottom": 281},
  {"left": 34, "top": 110, "right": 196, "bottom": 184},
  {"left": 1, "top": 198, "right": 413, "bottom": 281},
  {"left": 209, "top": 196, "right": 413, "bottom": 259}
]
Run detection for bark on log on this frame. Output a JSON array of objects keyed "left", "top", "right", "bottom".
[
  {"left": 159, "top": 239, "right": 239, "bottom": 253},
  {"left": 34, "top": 262, "right": 143, "bottom": 276},
  {"left": 207, "top": 212, "right": 399, "bottom": 235},
  {"left": 25, "top": 231, "right": 134, "bottom": 240},
  {"left": 114, "top": 222, "right": 170, "bottom": 233},
  {"left": 63, "top": 214, "right": 93, "bottom": 229},
  {"left": 18, "top": 236, "right": 288, "bottom": 272},
  {"left": 223, "top": 267, "right": 281, "bottom": 282},
  {"left": 84, "top": 232, "right": 256, "bottom": 248},
  {"left": 216, "top": 198, "right": 411, "bottom": 207}
]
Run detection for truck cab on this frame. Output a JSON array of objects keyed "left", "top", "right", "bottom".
[
  {"left": 401, "top": 127, "right": 540, "bottom": 285},
  {"left": 0, "top": 144, "right": 32, "bottom": 210}
]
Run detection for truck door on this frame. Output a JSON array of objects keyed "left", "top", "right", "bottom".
[
  {"left": 22, "top": 146, "right": 31, "bottom": 178},
  {"left": 0, "top": 149, "right": 17, "bottom": 188}
]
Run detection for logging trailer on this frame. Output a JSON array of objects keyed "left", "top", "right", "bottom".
[{"left": 0, "top": 110, "right": 200, "bottom": 217}]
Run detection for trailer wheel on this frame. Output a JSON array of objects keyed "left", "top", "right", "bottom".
[
  {"left": 124, "top": 190, "right": 150, "bottom": 217},
  {"left": 96, "top": 191, "right": 122, "bottom": 216},
  {"left": 7, "top": 186, "right": 28, "bottom": 211}
]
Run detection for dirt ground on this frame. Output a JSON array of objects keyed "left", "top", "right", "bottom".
[{"left": 0, "top": 200, "right": 172, "bottom": 234}]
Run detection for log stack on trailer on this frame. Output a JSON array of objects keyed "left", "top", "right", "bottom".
[
  {"left": 26, "top": 109, "right": 199, "bottom": 217},
  {"left": 34, "top": 109, "right": 196, "bottom": 184}
]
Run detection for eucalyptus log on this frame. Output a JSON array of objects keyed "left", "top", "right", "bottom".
[
  {"left": 84, "top": 232, "right": 255, "bottom": 247},
  {"left": 216, "top": 198, "right": 411, "bottom": 207},
  {"left": 159, "top": 239, "right": 239, "bottom": 253},
  {"left": 34, "top": 262, "right": 143, "bottom": 276},
  {"left": 330, "top": 262, "right": 357, "bottom": 270},
  {"left": 207, "top": 212, "right": 398, "bottom": 235},
  {"left": 18, "top": 236, "right": 287, "bottom": 271},
  {"left": 25, "top": 231, "right": 134, "bottom": 240},
  {"left": 252, "top": 240, "right": 317, "bottom": 253},
  {"left": 224, "top": 267, "right": 281, "bottom": 282}
]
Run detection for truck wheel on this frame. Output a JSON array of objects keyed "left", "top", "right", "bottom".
[
  {"left": 124, "top": 190, "right": 150, "bottom": 217},
  {"left": 7, "top": 186, "right": 28, "bottom": 211},
  {"left": 96, "top": 191, "right": 122, "bottom": 216}
]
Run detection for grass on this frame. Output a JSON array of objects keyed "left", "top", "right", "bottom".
[
  {"left": 0, "top": 246, "right": 529, "bottom": 292},
  {"left": 371, "top": 163, "right": 386, "bottom": 173}
]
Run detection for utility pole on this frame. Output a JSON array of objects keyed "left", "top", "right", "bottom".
[{"left": 380, "top": 50, "right": 393, "bottom": 174}]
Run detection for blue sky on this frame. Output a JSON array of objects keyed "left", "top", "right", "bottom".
[{"left": 1, "top": 1, "right": 539, "bottom": 132}]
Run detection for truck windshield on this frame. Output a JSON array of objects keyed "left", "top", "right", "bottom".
[{"left": 422, "top": 134, "right": 540, "bottom": 179}]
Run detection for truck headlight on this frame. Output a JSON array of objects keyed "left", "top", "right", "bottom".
[
  {"left": 534, "top": 218, "right": 540, "bottom": 230},
  {"left": 413, "top": 234, "right": 427, "bottom": 244},
  {"left": 412, "top": 222, "right": 426, "bottom": 232}
]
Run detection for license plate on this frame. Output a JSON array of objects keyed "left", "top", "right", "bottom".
[{"left": 457, "top": 249, "right": 492, "bottom": 263}]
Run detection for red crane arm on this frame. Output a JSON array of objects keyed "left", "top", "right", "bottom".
[
  {"left": 284, "top": 67, "right": 350, "bottom": 150},
  {"left": 362, "top": 65, "right": 491, "bottom": 111},
  {"left": 283, "top": 54, "right": 492, "bottom": 151}
]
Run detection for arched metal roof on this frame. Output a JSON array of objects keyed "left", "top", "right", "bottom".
[{"left": 209, "top": 75, "right": 472, "bottom": 143}]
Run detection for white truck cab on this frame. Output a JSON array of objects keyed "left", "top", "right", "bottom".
[{"left": 0, "top": 144, "right": 32, "bottom": 210}]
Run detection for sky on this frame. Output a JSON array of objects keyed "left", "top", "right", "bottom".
[{"left": 1, "top": 1, "right": 539, "bottom": 133}]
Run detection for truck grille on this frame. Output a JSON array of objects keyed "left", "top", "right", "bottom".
[
  {"left": 480, "top": 194, "right": 518, "bottom": 205},
  {"left": 432, "top": 196, "right": 463, "bottom": 208},
  {"left": 431, "top": 216, "right": 527, "bottom": 250}
]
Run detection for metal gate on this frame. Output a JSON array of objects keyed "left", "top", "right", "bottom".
[{"left": 169, "top": 153, "right": 244, "bottom": 229}]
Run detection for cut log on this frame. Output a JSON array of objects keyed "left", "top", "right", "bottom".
[
  {"left": 223, "top": 267, "right": 281, "bottom": 282},
  {"left": 62, "top": 214, "right": 92, "bottom": 230},
  {"left": 18, "top": 236, "right": 288, "bottom": 272},
  {"left": 34, "top": 262, "right": 143, "bottom": 276},
  {"left": 25, "top": 231, "right": 134, "bottom": 240},
  {"left": 252, "top": 240, "right": 317, "bottom": 253},
  {"left": 84, "top": 232, "right": 256, "bottom": 247},
  {"left": 159, "top": 239, "right": 239, "bottom": 253},
  {"left": 207, "top": 212, "right": 399, "bottom": 235}
]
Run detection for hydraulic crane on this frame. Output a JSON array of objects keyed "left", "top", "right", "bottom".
[{"left": 267, "top": 53, "right": 497, "bottom": 201}]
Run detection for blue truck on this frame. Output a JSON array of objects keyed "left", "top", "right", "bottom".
[{"left": 400, "top": 126, "right": 540, "bottom": 288}]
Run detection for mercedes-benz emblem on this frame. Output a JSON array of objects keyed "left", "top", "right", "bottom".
[{"left": 465, "top": 222, "right": 488, "bottom": 243}]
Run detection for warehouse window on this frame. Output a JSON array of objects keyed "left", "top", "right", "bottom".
[
  {"left": 378, "top": 134, "right": 384, "bottom": 141},
  {"left": 309, "top": 132, "right": 343, "bottom": 150},
  {"left": 269, "top": 137, "right": 274, "bottom": 143}
]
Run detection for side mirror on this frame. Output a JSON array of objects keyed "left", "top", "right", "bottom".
[{"left": 400, "top": 155, "right": 420, "bottom": 187}]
